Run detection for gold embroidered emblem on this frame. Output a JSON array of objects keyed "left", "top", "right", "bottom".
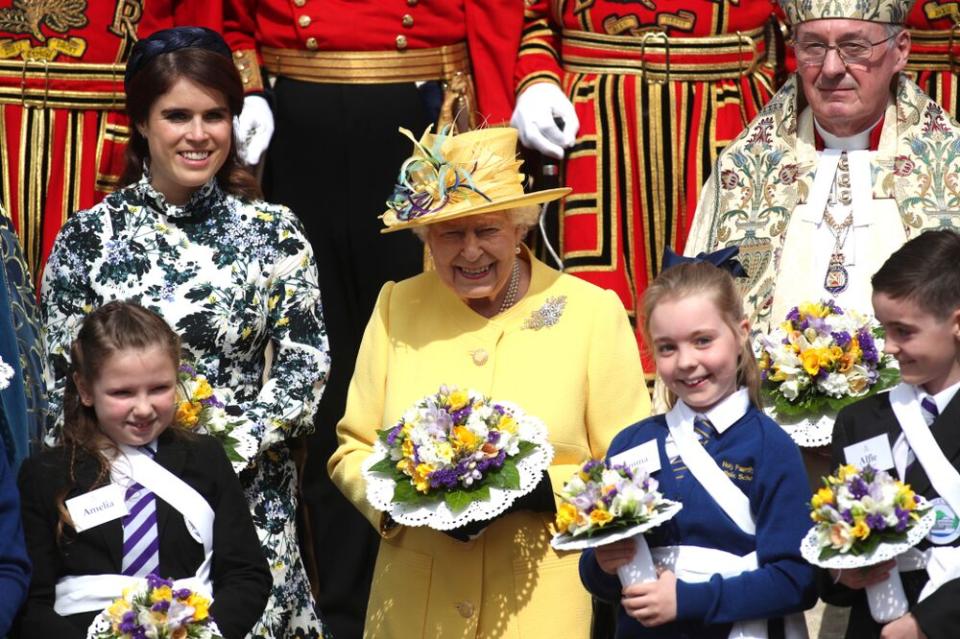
[
  {"left": 522, "top": 296, "right": 567, "bottom": 331},
  {"left": 0, "top": 0, "right": 88, "bottom": 60}
]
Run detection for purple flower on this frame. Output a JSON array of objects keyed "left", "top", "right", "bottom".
[
  {"left": 866, "top": 513, "right": 887, "bottom": 531},
  {"left": 842, "top": 509, "right": 854, "bottom": 524},
  {"left": 831, "top": 331, "right": 852, "bottom": 348},
  {"left": 173, "top": 588, "right": 192, "bottom": 600},
  {"left": 151, "top": 600, "right": 171, "bottom": 613},
  {"left": 145, "top": 573, "right": 172, "bottom": 590},
  {"left": 786, "top": 306, "right": 800, "bottom": 323},
  {"left": 895, "top": 507, "right": 911, "bottom": 532},
  {"left": 119, "top": 611, "right": 139, "bottom": 634},
  {"left": 429, "top": 467, "right": 459, "bottom": 489},
  {"left": 486, "top": 430, "right": 501, "bottom": 445},
  {"left": 385, "top": 424, "right": 404, "bottom": 446},
  {"left": 859, "top": 329, "right": 879, "bottom": 364},
  {"left": 848, "top": 477, "right": 869, "bottom": 499}
]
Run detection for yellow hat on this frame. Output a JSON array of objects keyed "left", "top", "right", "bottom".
[
  {"left": 380, "top": 126, "right": 570, "bottom": 233},
  {"left": 779, "top": 0, "right": 915, "bottom": 24}
]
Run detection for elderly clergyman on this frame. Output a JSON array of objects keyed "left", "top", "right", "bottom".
[{"left": 686, "top": 0, "right": 960, "bottom": 338}]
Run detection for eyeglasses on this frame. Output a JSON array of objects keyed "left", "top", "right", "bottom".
[{"left": 792, "top": 34, "right": 897, "bottom": 66}]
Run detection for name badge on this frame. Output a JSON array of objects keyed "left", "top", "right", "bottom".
[
  {"left": 610, "top": 440, "right": 661, "bottom": 475},
  {"left": 843, "top": 434, "right": 895, "bottom": 472},
  {"left": 65, "top": 484, "right": 129, "bottom": 533},
  {"left": 926, "top": 497, "right": 960, "bottom": 545}
]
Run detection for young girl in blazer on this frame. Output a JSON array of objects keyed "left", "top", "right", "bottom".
[
  {"left": 580, "top": 252, "right": 816, "bottom": 638},
  {"left": 15, "top": 301, "right": 270, "bottom": 638}
]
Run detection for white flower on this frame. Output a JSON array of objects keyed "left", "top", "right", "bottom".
[
  {"left": 780, "top": 379, "right": 801, "bottom": 400},
  {"left": 0, "top": 357, "right": 12, "bottom": 390},
  {"left": 817, "top": 372, "right": 850, "bottom": 398}
]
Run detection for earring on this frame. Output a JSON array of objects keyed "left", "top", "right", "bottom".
[{"left": 515, "top": 246, "right": 521, "bottom": 254}]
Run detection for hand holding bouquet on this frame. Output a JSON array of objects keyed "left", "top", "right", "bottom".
[
  {"left": 362, "top": 385, "right": 553, "bottom": 530},
  {"left": 801, "top": 464, "right": 934, "bottom": 622},
  {"left": 87, "top": 574, "right": 221, "bottom": 639},
  {"left": 552, "top": 459, "right": 682, "bottom": 585}
]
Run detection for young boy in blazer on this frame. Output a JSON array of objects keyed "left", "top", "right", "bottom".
[{"left": 821, "top": 230, "right": 960, "bottom": 639}]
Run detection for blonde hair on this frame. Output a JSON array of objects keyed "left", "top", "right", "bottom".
[{"left": 641, "top": 262, "right": 762, "bottom": 410}]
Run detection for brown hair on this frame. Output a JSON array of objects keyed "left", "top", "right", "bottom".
[
  {"left": 120, "top": 47, "right": 261, "bottom": 201},
  {"left": 641, "top": 262, "right": 762, "bottom": 410},
  {"left": 872, "top": 230, "right": 960, "bottom": 319},
  {"left": 56, "top": 301, "right": 183, "bottom": 540}
]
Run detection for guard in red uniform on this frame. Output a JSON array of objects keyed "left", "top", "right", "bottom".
[
  {"left": 907, "top": 0, "right": 960, "bottom": 116},
  {"left": 222, "top": 3, "right": 523, "bottom": 637},
  {"left": 0, "top": 1, "right": 222, "bottom": 285},
  {"left": 513, "top": 1, "right": 786, "bottom": 371}
]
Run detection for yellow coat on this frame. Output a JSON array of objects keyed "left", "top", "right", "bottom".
[{"left": 329, "top": 253, "right": 650, "bottom": 638}]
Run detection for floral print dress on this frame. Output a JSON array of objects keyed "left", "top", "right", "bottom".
[{"left": 40, "top": 176, "right": 332, "bottom": 639}]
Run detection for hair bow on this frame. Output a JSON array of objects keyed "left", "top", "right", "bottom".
[{"left": 661, "top": 246, "right": 748, "bottom": 278}]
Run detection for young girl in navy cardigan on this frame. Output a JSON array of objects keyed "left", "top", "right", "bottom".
[
  {"left": 15, "top": 302, "right": 270, "bottom": 638},
  {"left": 580, "top": 254, "right": 816, "bottom": 638}
]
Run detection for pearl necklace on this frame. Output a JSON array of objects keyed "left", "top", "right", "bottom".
[{"left": 498, "top": 259, "right": 521, "bottom": 313}]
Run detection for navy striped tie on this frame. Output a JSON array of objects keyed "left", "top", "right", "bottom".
[
  {"left": 672, "top": 416, "right": 716, "bottom": 480},
  {"left": 121, "top": 444, "right": 159, "bottom": 577}
]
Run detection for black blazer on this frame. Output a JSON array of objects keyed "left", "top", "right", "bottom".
[
  {"left": 820, "top": 390, "right": 960, "bottom": 639},
  {"left": 13, "top": 431, "right": 271, "bottom": 639}
]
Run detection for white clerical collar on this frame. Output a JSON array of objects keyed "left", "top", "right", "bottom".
[
  {"left": 916, "top": 378, "right": 960, "bottom": 415},
  {"left": 814, "top": 116, "right": 881, "bottom": 151},
  {"left": 678, "top": 388, "right": 751, "bottom": 435}
]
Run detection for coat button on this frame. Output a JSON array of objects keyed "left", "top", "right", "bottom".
[
  {"left": 471, "top": 349, "right": 488, "bottom": 366},
  {"left": 305, "top": 37, "right": 318, "bottom": 50},
  {"left": 407, "top": 0, "right": 418, "bottom": 5},
  {"left": 293, "top": 0, "right": 305, "bottom": 5},
  {"left": 298, "top": 14, "right": 311, "bottom": 27},
  {"left": 402, "top": 14, "right": 414, "bottom": 27},
  {"left": 456, "top": 601, "right": 474, "bottom": 618},
  {"left": 395, "top": 34, "right": 408, "bottom": 50}
]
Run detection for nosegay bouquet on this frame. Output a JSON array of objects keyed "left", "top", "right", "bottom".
[
  {"left": 801, "top": 464, "right": 935, "bottom": 623},
  {"left": 175, "top": 364, "right": 252, "bottom": 470},
  {"left": 551, "top": 459, "right": 682, "bottom": 586},
  {"left": 363, "top": 385, "right": 554, "bottom": 530},
  {"left": 87, "top": 573, "right": 222, "bottom": 639},
  {"left": 758, "top": 301, "right": 899, "bottom": 417}
]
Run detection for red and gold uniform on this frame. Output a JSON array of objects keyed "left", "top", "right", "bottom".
[
  {"left": 517, "top": 0, "right": 784, "bottom": 368},
  {"left": 0, "top": 1, "right": 222, "bottom": 284},
  {"left": 221, "top": 3, "right": 524, "bottom": 639},
  {"left": 907, "top": 0, "right": 960, "bottom": 116}
]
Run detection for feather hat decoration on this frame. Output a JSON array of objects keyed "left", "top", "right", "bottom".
[{"left": 381, "top": 126, "right": 570, "bottom": 233}]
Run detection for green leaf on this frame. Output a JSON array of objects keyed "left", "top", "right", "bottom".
[
  {"left": 444, "top": 490, "right": 473, "bottom": 513},
  {"left": 392, "top": 480, "right": 420, "bottom": 503},
  {"left": 368, "top": 457, "right": 397, "bottom": 474},
  {"left": 515, "top": 441, "right": 537, "bottom": 457},
  {"left": 376, "top": 428, "right": 393, "bottom": 445},
  {"left": 489, "top": 460, "right": 520, "bottom": 490}
]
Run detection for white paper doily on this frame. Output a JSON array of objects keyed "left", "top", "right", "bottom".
[
  {"left": 87, "top": 609, "right": 223, "bottom": 638},
  {"left": 362, "top": 404, "right": 554, "bottom": 530},
  {"left": 765, "top": 406, "right": 836, "bottom": 448},
  {"left": 800, "top": 508, "right": 937, "bottom": 569},
  {"left": 550, "top": 500, "right": 683, "bottom": 551}
]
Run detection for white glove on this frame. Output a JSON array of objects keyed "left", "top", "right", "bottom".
[
  {"left": 233, "top": 95, "right": 275, "bottom": 166},
  {"left": 510, "top": 82, "right": 579, "bottom": 160}
]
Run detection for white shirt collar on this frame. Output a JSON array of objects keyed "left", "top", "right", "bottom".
[
  {"left": 916, "top": 379, "right": 960, "bottom": 415},
  {"left": 814, "top": 116, "right": 879, "bottom": 151},
  {"left": 676, "top": 388, "right": 751, "bottom": 435}
]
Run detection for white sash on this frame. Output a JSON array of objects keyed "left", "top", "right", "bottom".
[
  {"left": 651, "top": 546, "right": 807, "bottom": 639},
  {"left": 888, "top": 383, "right": 960, "bottom": 600},
  {"left": 665, "top": 403, "right": 755, "bottom": 535},
  {"left": 54, "top": 444, "right": 216, "bottom": 615}
]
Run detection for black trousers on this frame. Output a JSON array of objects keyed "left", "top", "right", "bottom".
[{"left": 265, "top": 78, "right": 430, "bottom": 639}]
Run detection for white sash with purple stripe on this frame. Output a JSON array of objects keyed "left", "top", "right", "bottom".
[{"left": 54, "top": 445, "right": 215, "bottom": 615}]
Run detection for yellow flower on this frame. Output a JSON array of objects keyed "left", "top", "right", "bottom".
[
  {"left": 412, "top": 463, "right": 434, "bottom": 493},
  {"left": 556, "top": 503, "right": 579, "bottom": 533},
  {"left": 256, "top": 211, "right": 275, "bottom": 222},
  {"left": 836, "top": 465, "right": 858, "bottom": 482},
  {"left": 497, "top": 414, "right": 517, "bottom": 434},
  {"left": 193, "top": 379, "right": 214, "bottom": 401},
  {"left": 241, "top": 326, "right": 252, "bottom": 339},
  {"left": 452, "top": 426, "right": 480, "bottom": 452},
  {"left": 268, "top": 295, "right": 280, "bottom": 310},
  {"left": 851, "top": 518, "right": 871, "bottom": 540},
  {"left": 187, "top": 592, "right": 210, "bottom": 621},
  {"left": 447, "top": 389, "right": 469, "bottom": 411},
  {"left": 811, "top": 487, "right": 834, "bottom": 509},
  {"left": 151, "top": 585, "right": 173, "bottom": 603},
  {"left": 896, "top": 484, "right": 917, "bottom": 510},
  {"left": 175, "top": 401, "right": 202, "bottom": 428},
  {"left": 396, "top": 458, "right": 414, "bottom": 475},
  {"left": 107, "top": 598, "right": 131, "bottom": 619},
  {"left": 589, "top": 508, "right": 613, "bottom": 527},
  {"left": 801, "top": 350, "right": 821, "bottom": 376},
  {"left": 401, "top": 437, "right": 415, "bottom": 460},
  {"left": 276, "top": 317, "right": 290, "bottom": 327}
]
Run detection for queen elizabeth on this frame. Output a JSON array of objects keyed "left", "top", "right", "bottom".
[{"left": 328, "top": 126, "right": 650, "bottom": 637}]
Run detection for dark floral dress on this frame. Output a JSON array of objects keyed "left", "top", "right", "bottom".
[{"left": 40, "top": 176, "right": 331, "bottom": 639}]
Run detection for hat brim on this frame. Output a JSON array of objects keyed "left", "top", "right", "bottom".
[{"left": 380, "top": 187, "right": 572, "bottom": 233}]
